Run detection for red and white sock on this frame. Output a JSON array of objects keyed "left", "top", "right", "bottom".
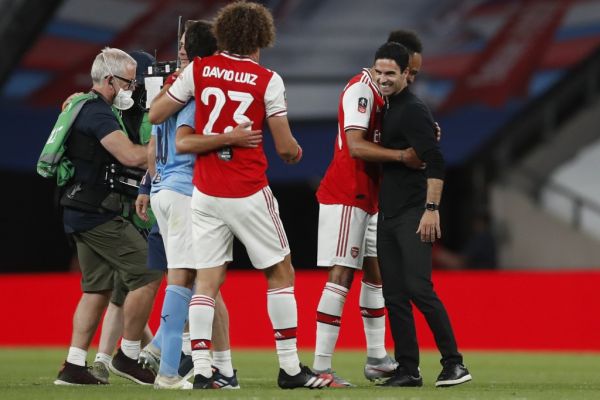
[
  {"left": 267, "top": 286, "right": 300, "bottom": 376},
  {"left": 360, "top": 281, "right": 387, "bottom": 359},
  {"left": 313, "top": 282, "right": 348, "bottom": 371},
  {"left": 189, "top": 295, "right": 215, "bottom": 378}
]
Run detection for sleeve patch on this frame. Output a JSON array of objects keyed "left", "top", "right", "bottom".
[{"left": 358, "top": 97, "right": 368, "bottom": 113}]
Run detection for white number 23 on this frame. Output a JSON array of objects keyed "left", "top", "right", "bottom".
[{"left": 200, "top": 87, "right": 253, "bottom": 135}]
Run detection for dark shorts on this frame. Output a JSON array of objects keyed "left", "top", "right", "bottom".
[
  {"left": 147, "top": 223, "right": 167, "bottom": 271},
  {"left": 73, "top": 217, "right": 162, "bottom": 297},
  {"left": 110, "top": 275, "right": 129, "bottom": 306},
  {"left": 110, "top": 223, "right": 166, "bottom": 306}
]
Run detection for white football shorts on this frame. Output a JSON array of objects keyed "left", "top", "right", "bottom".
[
  {"left": 150, "top": 189, "right": 195, "bottom": 269},
  {"left": 190, "top": 186, "right": 290, "bottom": 269},
  {"left": 317, "top": 203, "right": 377, "bottom": 269}
]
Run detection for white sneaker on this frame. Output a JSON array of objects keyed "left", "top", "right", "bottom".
[
  {"left": 364, "top": 355, "right": 399, "bottom": 381},
  {"left": 154, "top": 374, "right": 193, "bottom": 390}
]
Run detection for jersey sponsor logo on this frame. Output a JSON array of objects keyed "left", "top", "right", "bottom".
[
  {"left": 218, "top": 146, "right": 233, "bottom": 161},
  {"left": 351, "top": 246, "right": 359, "bottom": 258},
  {"left": 373, "top": 129, "right": 381, "bottom": 144},
  {"left": 202, "top": 66, "right": 258, "bottom": 86},
  {"left": 358, "top": 97, "right": 368, "bottom": 113}
]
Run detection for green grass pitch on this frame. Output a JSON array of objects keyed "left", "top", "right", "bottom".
[{"left": 1, "top": 348, "right": 599, "bottom": 399}]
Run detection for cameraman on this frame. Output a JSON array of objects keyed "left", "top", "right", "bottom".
[
  {"left": 54, "top": 47, "right": 161, "bottom": 386},
  {"left": 89, "top": 50, "right": 165, "bottom": 385}
]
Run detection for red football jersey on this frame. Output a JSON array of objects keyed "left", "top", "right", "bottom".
[
  {"left": 316, "top": 69, "right": 384, "bottom": 214},
  {"left": 168, "top": 52, "right": 287, "bottom": 197}
]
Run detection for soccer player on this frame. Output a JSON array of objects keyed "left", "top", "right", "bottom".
[
  {"left": 135, "top": 20, "right": 242, "bottom": 390},
  {"left": 313, "top": 50, "right": 424, "bottom": 385},
  {"left": 387, "top": 30, "right": 422, "bottom": 87},
  {"left": 150, "top": 2, "right": 331, "bottom": 390}
]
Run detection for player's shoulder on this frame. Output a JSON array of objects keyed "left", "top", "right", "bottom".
[{"left": 346, "top": 69, "right": 380, "bottom": 95}]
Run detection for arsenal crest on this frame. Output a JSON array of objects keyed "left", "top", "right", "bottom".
[
  {"left": 351, "top": 246, "right": 359, "bottom": 258},
  {"left": 358, "top": 97, "right": 368, "bottom": 113}
]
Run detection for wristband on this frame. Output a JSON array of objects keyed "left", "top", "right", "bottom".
[{"left": 138, "top": 170, "right": 152, "bottom": 195}]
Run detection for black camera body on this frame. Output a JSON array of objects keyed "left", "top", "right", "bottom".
[
  {"left": 142, "top": 60, "right": 178, "bottom": 108},
  {"left": 145, "top": 60, "right": 178, "bottom": 78},
  {"left": 104, "top": 163, "right": 146, "bottom": 199}
]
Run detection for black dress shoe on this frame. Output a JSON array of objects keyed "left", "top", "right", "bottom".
[
  {"left": 377, "top": 366, "right": 423, "bottom": 387},
  {"left": 435, "top": 363, "right": 472, "bottom": 387}
]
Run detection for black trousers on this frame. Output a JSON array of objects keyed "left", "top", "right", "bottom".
[{"left": 377, "top": 206, "right": 462, "bottom": 375}]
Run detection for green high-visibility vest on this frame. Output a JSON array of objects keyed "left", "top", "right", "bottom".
[
  {"left": 37, "top": 92, "right": 98, "bottom": 186},
  {"left": 37, "top": 92, "right": 129, "bottom": 186}
]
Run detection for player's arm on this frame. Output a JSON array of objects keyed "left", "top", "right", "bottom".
[
  {"left": 100, "top": 131, "right": 147, "bottom": 168},
  {"left": 346, "top": 129, "right": 422, "bottom": 168},
  {"left": 264, "top": 73, "right": 302, "bottom": 164},
  {"left": 149, "top": 64, "right": 192, "bottom": 124},
  {"left": 343, "top": 81, "right": 422, "bottom": 167},
  {"left": 135, "top": 135, "right": 155, "bottom": 222},
  {"left": 403, "top": 103, "right": 445, "bottom": 242},
  {"left": 267, "top": 116, "right": 302, "bottom": 164},
  {"left": 149, "top": 91, "right": 185, "bottom": 124},
  {"left": 146, "top": 135, "right": 157, "bottom": 177},
  {"left": 175, "top": 122, "right": 263, "bottom": 155},
  {"left": 61, "top": 92, "right": 84, "bottom": 111}
]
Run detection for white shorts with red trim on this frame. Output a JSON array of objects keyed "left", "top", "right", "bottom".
[
  {"left": 150, "top": 189, "right": 195, "bottom": 269},
  {"left": 190, "top": 186, "right": 290, "bottom": 269},
  {"left": 317, "top": 204, "right": 377, "bottom": 269}
]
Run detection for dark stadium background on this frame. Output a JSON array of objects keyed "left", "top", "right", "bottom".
[{"left": 2, "top": 0, "right": 600, "bottom": 273}]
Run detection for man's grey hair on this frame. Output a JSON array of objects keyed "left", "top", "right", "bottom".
[{"left": 91, "top": 47, "right": 136, "bottom": 85}]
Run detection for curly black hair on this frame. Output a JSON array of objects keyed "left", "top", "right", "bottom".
[{"left": 214, "top": 1, "right": 275, "bottom": 55}]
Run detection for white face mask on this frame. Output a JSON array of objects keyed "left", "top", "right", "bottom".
[
  {"left": 113, "top": 88, "right": 134, "bottom": 110},
  {"left": 102, "top": 51, "right": 135, "bottom": 110}
]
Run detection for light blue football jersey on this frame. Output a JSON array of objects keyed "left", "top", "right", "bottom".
[{"left": 151, "top": 100, "right": 196, "bottom": 197}]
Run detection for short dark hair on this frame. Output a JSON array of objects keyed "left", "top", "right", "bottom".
[
  {"left": 214, "top": 1, "right": 275, "bottom": 55},
  {"left": 374, "top": 42, "right": 410, "bottom": 71},
  {"left": 184, "top": 19, "right": 198, "bottom": 32},
  {"left": 185, "top": 20, "right": 217, "bottom": 58},
  {"left": 387, "top": 30, "right": 423, "bottom": 54}
]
